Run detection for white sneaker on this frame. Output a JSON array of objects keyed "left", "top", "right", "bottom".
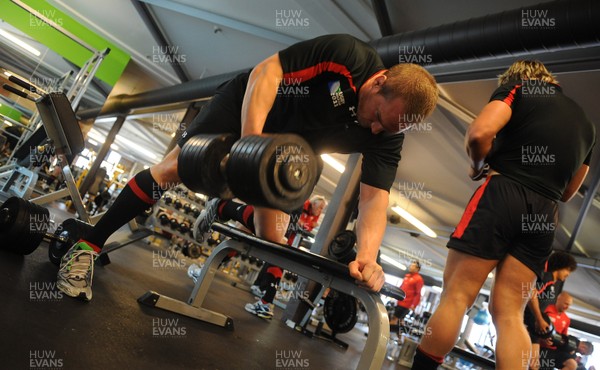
[
  {"left": 56, "top": 242, "right": 97, "bottom": 301},
  {"left": 244, "top": 300, "right": 273, "bottom": 319}
]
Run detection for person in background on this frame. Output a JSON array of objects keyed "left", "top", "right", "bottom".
[
  {"left": 411, "top": 60, "right": 594, "bottom": 370},
  {"left": 389, "top": 260, "right": 423, "bottom": 335}
]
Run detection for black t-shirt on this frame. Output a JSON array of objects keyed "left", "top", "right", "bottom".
[
  {"left": 524, "top": 271, "right": 564, "bottom": 326},
  {"left": 487, "top": 80, "right": 596, "bottom": 201},
  {"left": 261, "top": 34, "right": 404, "bottom": 191}
]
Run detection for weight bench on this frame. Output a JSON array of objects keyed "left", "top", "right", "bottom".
[{"left": 139, "top": 222, "right": 404, "bottom": 370}]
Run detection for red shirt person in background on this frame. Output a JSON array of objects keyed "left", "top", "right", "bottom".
[{"left": 390, "top": 260, "right": 424, "bottom": 334}]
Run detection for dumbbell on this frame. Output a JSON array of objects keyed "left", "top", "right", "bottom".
[
  {"left": 192, "top": 207, "right": 200, "bottom": 218},
  {"left": 0, "top": 197, "right": 93, "bottom": 265},
  {"left": 173, "top": 199, "right": 182, "bottom": 210},
  {"left": 164, "top": 196, "right": 173, "bottom": 205},
  {"left": 158, "top": 213, "right": 170, "bottom": 225},
  {"left": 177, "top": 133, "right": 319, "bottom": 212},
  {"left": 178, "top": 222, "right": 190, "bottom": 234},
  {"left": 169, "top": 218, "right": 179, "bottom": 229},
  {"left": 328, "top": 230, "right": 357, "bottom": 264},
  {"left": 182, "top": 203, "right": 192, "bottom": 214}
]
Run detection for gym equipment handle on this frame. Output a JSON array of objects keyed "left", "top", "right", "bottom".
[
  {"left": 8, "top": 75, "right": 37, "bottom": 93},
  {"left": 380, "top": 284, "right": 406, "bottom": 301},
  {"left": 2, "top": 84, "right": 29, "bottom": 99}
]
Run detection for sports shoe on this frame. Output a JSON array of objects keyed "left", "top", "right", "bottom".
[
  {"left": 193, "top": 198, "right": 220, "bottom": 241},
  {"left": 250, "top": 285, "right": 266, "bottom": 297},
  {"left": 57, "top": 241, "right": 97, "bottom": 301},
  {"left": 187, "top": 263, "right": 203, "bottom": 283},
  {"left": 245, "top": 300, "right": 274, "bottom": 319}
]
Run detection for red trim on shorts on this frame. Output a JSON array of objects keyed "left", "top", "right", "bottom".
[
  {"left": 129, "top": 177, "right": 155, "bottom": 204},
  {"left": 284, "top": 62, "right": 356, "bottom": 93},
  {"left": 502, "top": 84, "right": 521, "bottom": 107},
  {"left": 452, "top": 176, "right": 492, "bottom": 239}
]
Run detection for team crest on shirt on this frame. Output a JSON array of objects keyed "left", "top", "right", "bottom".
[{"left": 328, "top": 80, "right": 345, "bottom": 107}]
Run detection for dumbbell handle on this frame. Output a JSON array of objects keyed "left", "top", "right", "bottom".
[
  {"left": 43, "top": 233, "right": 69, "bottom": 244},
  {"left": 380, "top": 284, "right": 406, "bottom": 301},
  {"left": 2, "top": 84, "right": 30, "bottom": 99}
]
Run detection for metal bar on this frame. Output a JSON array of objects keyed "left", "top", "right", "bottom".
[
  {"left": 370, "top": 0, "right": 393, "bottom": 36},
  {"left": 183, "top": 238, "right": 390, "bottom": 370},
  {"left": 78, "top": 115, "right": 126, "bottom": 196},
  {"left": 61, "top": 159, "right": 91, "bottom": 224},
  {"left": 11, "top": 0, "right": 97, "bottom": 53},
  {"left": 131, "top": 0, "right": 190, "bottom": 82},
  {"left": 30, "top": 187, "right": 70, "bottom": 205},
  {"left": 139, "top": 0, "right": 303, "bottom": 45},
  {"left": 77, "top": 70, "right": 244, "bottom": 120}
]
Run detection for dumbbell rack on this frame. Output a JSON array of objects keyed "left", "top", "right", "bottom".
[{"left": 146, "top": 187, "right": 205, "bottom": 258}]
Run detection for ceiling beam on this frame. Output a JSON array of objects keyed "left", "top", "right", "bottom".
[
  {"left": 370, "top": 0, "right": 393, "bottom": 37},
  {"left": 131, "top": 0, "right": 191, "bottom": 83},
  {"left": 139, "top": 0, "right": 303, "bottom": 45}
]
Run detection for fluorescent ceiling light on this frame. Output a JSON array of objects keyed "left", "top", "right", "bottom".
[
  {"left": 391, "top": 206, "right": 437, "bottom": 238},
  {"left": 88, "top": 128, "right": 158, "bottom": 160},
  {"left": 110, "top": 143, "right": 119, "bottom": 150},
  {"left": 321, "top": 154, "right": 345, "bottom": 173},
  {"left": 0, "top": 28, "right": 41, "bottom": 57},
  {"left": 87, "top": 139, "right": 98, "bottom": 146},
  {"left": 116, "top": 135, "right": 157, "bottom": 160},
  {"left": 3, "top": 71, "right": 11, "bottom": 77},
  {"left": 4, "top": 120, "right": 13, "bottom": 126},
  {"left": 381, "top": 254, "right": 407, "bottom": 270}
]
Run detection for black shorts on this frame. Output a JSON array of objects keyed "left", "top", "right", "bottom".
[
  {"left": 447, "top": 175, "right": 558, "bottom": 278},
  {"left": 393, "top": 306, "right": 411, "bottom": 320},
  {"left": 177, "top": 71, "right": 251, "bottom": 148}
]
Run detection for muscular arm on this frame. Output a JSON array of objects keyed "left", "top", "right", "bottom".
[
  {"left": 527, "top": 291, "right": 550, "bottom": 332},
  {"left": 561, "top": 164, "right": 589, "bottom": 202},
  {"left": 241, "top": 53, "right": 283, "bottom": 136},
  {"left": 349, "top": 182, "right": 388, "bottom": 291},
  {"left": 466, "top": 100, "right": 512, "bottom": 172}
]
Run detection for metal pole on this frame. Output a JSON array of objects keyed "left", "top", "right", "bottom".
[
  {"left": 282, "top": 153, "right": 363, "bottom": 324},
  {"left": 79, "top": 115, "right": 126, "bottom": 195}
]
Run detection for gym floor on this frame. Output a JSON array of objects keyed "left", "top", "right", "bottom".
[{"left": 0, "top": 202, "right": 409, "bottom": 370}]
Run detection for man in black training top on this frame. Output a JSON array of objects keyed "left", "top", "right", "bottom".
[
  {"left": 412, "top": 60, "right": 594, "bottom": 370},
  {"left": 56, "top": 34, "right": 438, "bottom": 304}
]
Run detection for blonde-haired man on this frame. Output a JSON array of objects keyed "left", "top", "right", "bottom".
[{"left": 412, "top": 60, "right": 594, "bottom": 369}]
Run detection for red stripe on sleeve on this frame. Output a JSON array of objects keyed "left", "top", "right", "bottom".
[
  {"left": 283, "top": 62, "right": 356, "bottom": 93},
  {"left": 502, "top": 84, "right": 521, "bottom": 107},
  {"left": 129, "top": 177, "right": 155, "bottom": 205},
  {"left": 451, "top": 176, "right": 492, "bottom": 239}
]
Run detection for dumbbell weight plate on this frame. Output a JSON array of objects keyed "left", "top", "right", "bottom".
[
  {"left": 328, "top": 230, "right": 357, "bottom": 264},
  {"left": 187, "top": 244, "right": 202, "bottom": 259},
  {"left": 227, "top": 134, "right": 318, "bottom": 212},
  {"left": 324, "top": 290, "right": 358, "bottom": 334},
  {"left": 0, "top": 197, "right": 49, "bottom": 255},
  {"left": 48, "top": 218, "right": 94, "bottom": 266},
  {"left": 178, "top": 134, "right": 236, "bottom": 199}
]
